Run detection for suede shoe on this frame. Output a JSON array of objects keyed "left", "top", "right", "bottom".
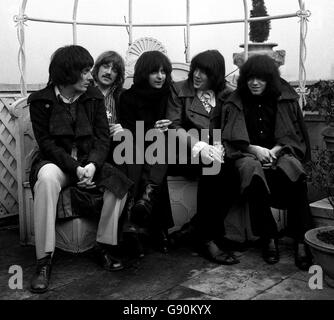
[{"left": 30, "top": 255, "right": 52, "bottom": 294}]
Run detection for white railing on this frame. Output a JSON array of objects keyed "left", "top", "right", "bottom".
[{"left": 13, "top": 0, "right": 311, "bottom": 107}]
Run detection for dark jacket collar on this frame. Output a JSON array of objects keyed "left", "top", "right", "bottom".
[
  {"left": 28, "top": 85, "right": 104, "bottom": 104},
  {"left": 225, "top": 78, "right": 299, "bottom": 111},
  {"left": 174, "top": 79, "right": 233, "bottom": 102}
]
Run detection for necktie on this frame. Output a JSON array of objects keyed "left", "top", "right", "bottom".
[{"left": 200, "top": 91, "right": 213, "bottom": 113}]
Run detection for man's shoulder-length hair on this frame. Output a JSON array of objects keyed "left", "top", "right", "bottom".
[
  {"left": 188, "top": 49, "right": 226, "bottom": 94},
  {"left": 133, "top": 51, "right": 172, "bottom": 87},
  {"left": 92, "top": 50, "right": 125, "bottom": 91},
  {"left": 48, "top": 45, "right": 94, "bottom": 87},
  {"left": 237, "top": 54, "right": 282, "bottom": 98}
]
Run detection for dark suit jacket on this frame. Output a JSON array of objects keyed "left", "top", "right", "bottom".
[
  {"left": 166, "top": 79, "right": 233, "bottom": 155},
  {"left": 28, "top": 85, "right": 132, "bottom": 198}
]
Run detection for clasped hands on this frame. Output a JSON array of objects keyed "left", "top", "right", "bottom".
[
  {"left": 76, "top": 162, "right": 96, "bottom": 189},
  {"left": 252, "top": 145, "right": 282, "bottom": 168},
  {"left": 200, "top": 143, "right": 225, "bottom": 164}
]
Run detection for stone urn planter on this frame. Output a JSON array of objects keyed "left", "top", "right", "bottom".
[
  {"left": 233, "top": 42, "right": 286, "bottom": 68},
  {"left": 322, "top": 123, "right": 334, "bottom": 152},
  {"left": 305, "top": 226, "right": 334, "bottom": 287}
]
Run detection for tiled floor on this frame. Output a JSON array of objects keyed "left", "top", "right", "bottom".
[{"left": 0, "top": 225, "right": 333, "bottom": 300}]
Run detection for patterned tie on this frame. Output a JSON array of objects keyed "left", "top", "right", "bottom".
[{"left": 200, "top": 91, "right": 213, "bottom": 113}]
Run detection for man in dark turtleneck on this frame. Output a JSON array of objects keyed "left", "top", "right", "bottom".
[{"left": 221, "top": 54, "right": 313, "bottom": 271}]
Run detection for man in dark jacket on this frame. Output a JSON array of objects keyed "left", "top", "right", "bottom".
[
  {"left": 221, "top": 55, "right": 313, "bottom": 270},
  {"left": 166, "top": 50, "right": 239, "bottom": 265},
  {"left": 28, "top": 45, "right": 132, "bottom": 293}
]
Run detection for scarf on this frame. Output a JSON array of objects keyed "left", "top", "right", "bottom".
[{"left": 130, "top": 82, "right": 171, "bottom": 119}]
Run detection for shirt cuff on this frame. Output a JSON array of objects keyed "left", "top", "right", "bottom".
[{"left": 192, "top": 141, "right": 209, "bottom": 158}]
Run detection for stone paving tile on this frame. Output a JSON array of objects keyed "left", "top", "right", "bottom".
[
  {"left": 180, "top": 267, "right": 281, "bottom": 300},
  {"left": 0, "top": 227, "right": 36, "bottom": 273},
  {"left": 152, "top": 285, "right": 221, "bottom": 300},
  {"left": 0, "top": 251, "right": 101, "bottom": 300},
  {"left": 25, "top": 248, "right": 216, "bottom": 300},
  {"left": 0, "top": 228, "right": 36, "bottom": 300},
  {"left": 291, "top": 267, "right": 334, "bottom": 290},
  {"left": 253, "top": 277, "right": 334, "bottom": 300},
  {"left": 0, "top": 264, "right": 36, "bottom": 300},
  {"left": 291, "top": 271, "right": 311, "bottom": 282},
  {"left": 180, "top": 246, "right": 299, "bottom": 300}
]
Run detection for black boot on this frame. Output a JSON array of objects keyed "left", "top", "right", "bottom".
[
  {"left": 153, "top": 229, "right": 169, "bottom": 254},
  {"left": 30, "top": 255, "right": 52, "bottom": 293},
  {"left": 295, "top": 241, "right": 312, "bottom": 271},
  {"left": 131, "top": 184, "right": 160, "bottom": 226},
  {"left": 94, "top": 243, "right": 124, "bottom": 271},
  {"left": 123, "top": 231, "right": 145, "bottom": 259},
  {"left": 262, "top": 238, "right": 280, "bottom": 264}
]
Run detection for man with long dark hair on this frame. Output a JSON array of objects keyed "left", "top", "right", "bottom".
[
  {"left": 222, "top": 54, "right": 313, "bottom": 270},
  {"left": 28, "top": 45, "right": 132, "bottom": 293},
  {"left": 167, "top": 50, "right": 240, "bottom": 265},
  {"left": 119, "top": 51, "right": 174, "bottom": 255}
]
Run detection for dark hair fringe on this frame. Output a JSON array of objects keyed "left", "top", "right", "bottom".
[
  {"left": 237, "top": 54, "right": 282, "bottom": 98},
  {"left": 188, "top": 50, "right": 226, "bottom": 94},
  {"left": 92, "top": 51, "right": 125, "bottom": 94},
  {"left": 133, "top": 51, "right": 172, "bottom": 87},
  {"left": 47, "top": 45, "right": 94, "bottom": 86}
]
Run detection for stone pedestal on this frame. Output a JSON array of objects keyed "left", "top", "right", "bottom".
[
  {"left": 233, "top": 42, "right": 286, "bottom": 68},
  {"left": 310, "top": 198, "right": 334, "bottom": 227}
]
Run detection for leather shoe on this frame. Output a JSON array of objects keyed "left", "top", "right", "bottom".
[
  {"left": 203, "top": 240, "right": 240, "bottom": 265},
  {"left": 131, "top": 184, "right": 159, "bottom": 226},
  {"left": 30, "top": 255, "right": 52, "bottom": 293},
  {"left": 169, "top": 222, "right": 197, "bottom": 247},
  {"left": 262, "top": 238, "right": 280, "bottom": 264},
  {"left": 95, "top": 244, "right": 124, "bottom": 271},
  {"left": 295, "top": 242, "right": 312, "bottom": 271},
  {"left": 123, "top": 231, "right": 145, "bottom": 259}
]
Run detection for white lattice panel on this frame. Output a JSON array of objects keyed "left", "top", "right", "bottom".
[{"left": 0, "top": 95, "right": 21, "bottom": 218}]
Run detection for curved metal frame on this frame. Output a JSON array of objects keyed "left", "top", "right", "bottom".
[{"left": 14, "top": 0, "right": 311, "bottom": 107}]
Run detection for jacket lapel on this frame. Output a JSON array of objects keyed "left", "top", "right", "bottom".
[{"left": 189, "top": 96, "right": 210, "bottom": 118}]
